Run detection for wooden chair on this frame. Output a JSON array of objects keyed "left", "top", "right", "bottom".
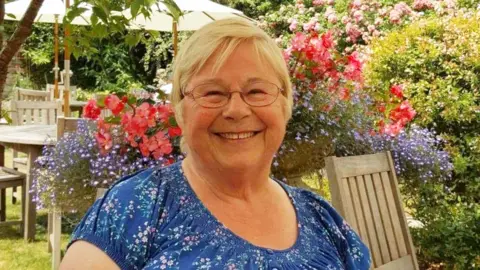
[
  {"left": 0, "top": 166, "right": 26, "bottom": 231},
  {"left": 14, "top": 87, "right": 51, "bottom": 102},
  {"left": 48, "top": 116, "right": 107, "bottom": 270},
  {"left": 46, "top": 84, "right": 77, "bottom": 102},
  {"left": 11, "top": 88, "right": 51, "bottom": 175},
  {"left": 10, "top": 100, "right": 63, "bottom": 126},
  {"left": 9, "top": 100, "right": 62, "bottom": 204},
  {"left": 325, "top": 152, "right": 419, "bottom": 270}
]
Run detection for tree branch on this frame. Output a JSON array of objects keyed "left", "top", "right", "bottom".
[
  {"left": 0, "top": 0, "right": 5, "bottom": 48},
  {"left": 0, "top": 0, "right": 45, "bottom": 68}
]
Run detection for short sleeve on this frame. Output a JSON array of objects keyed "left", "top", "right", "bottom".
[
  {"left": 303, "top": 190, "right": 372, "bottom": 269},
  {"left": 67, "top": 168, "right": 162, "bottom": 270}
]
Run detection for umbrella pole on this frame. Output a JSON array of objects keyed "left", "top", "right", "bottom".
[
  {"left": 63, "top": 0, "right": 71, "bottom": 116},
  {"left": 173, "top": 21, "right": 178, "bottom": 57},
  {"left": 53, "top": 15, "right": 59, "bottom": 99}
]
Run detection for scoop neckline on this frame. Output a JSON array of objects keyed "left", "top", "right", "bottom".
[{"left": 177, "top": 161, "right": 303, "bottom": 254}]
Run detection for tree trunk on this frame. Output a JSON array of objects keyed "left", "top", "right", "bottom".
[{"left": 0, "top": 0, "right": 45, "bottom": 113}]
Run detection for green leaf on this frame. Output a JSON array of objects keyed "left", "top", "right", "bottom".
[
  {"left": 168, "top": 116, "right": 177, "bottom": 126},
  {"left": 131, "top": 0, "right": 143, "bottom": 18},
  {"left": 66, "top": 7, "right": 88, "bottom": 21},
  {"left": 104, "top": 116, "right": 121, "bottom": 124},
  {"left": 128, "top": 96, "right": 137, "bottom": 105},
  {"left": 93, "top": 6, "right": 108, "bottom": 23},
  {"left": 125, "top": 34, "right": 137, "bottom": 47},
  {"left": 148, "top": 30, "right": 160, "bottom": 39},
  {"left": 90, "top": 14, "right": 99, "bottom": 26},
  {"left": 6, "top": 13, "right": 16, "bottom": 19},
  {"left": 96, "top": 95, "right": 107, "bottom": 108},
  {"left": 92, "top": 24, "right": 108, "bottom": 38}
]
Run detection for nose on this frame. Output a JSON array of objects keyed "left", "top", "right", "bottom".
[{"left": 222, "top": 92, "right": 252, "bottom": 120}]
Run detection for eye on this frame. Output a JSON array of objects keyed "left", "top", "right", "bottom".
[
  {"left": 247, "top": 89, "right": 267, "bottom": 95},
  {"left": 204, "top": 90, "right": 227, "bottom": 97}
]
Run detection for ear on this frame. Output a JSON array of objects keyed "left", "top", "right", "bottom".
[{"left": 174, "top": 101, "right": 185, "bottom": 130}]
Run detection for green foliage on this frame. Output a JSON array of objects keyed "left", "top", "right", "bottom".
[
  {"left": 365, "top": 12, "right": 480, "bottom": 193},
  {"left": 214, "top": 0, "right": 292, "bottom": 18},
  {"left": 406, "top": 183, "right": 480, "bottom": 269}
]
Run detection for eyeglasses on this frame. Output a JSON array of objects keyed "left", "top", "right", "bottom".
[{"left": 182, "top": 81, "right": 283, "bottom": 108}]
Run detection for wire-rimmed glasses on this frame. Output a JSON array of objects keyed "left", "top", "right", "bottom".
[{"left": 182, "top": 81, "right": 283, "bottom": 108}]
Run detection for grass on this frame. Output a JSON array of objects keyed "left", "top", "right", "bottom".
[{"left": 0, "top": 148, "right": 71, "bottom": 270}]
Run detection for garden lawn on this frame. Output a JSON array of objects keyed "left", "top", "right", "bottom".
[{"left": 0, "top": 148, "right": 71, "bottom": 270}]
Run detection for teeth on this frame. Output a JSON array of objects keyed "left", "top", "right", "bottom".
[{"left": 218, "top": 132, "right": 256, "bottom": 140}]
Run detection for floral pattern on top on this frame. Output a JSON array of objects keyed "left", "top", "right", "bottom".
[{"left": 68, "top": 162, "right": 371, "bottom": 269}]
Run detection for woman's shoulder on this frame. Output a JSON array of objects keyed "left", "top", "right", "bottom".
[{"left": 68, "top": 161, "right": 185, "bottom": 270}]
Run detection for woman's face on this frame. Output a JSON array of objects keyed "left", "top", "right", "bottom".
[{"left": 180, "top": 41, "right": 288, "bottom": 171}]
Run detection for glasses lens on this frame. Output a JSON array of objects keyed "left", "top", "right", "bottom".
[
  {"left": 192, "top": 84, "right": 229, "bottom": 107},
  {"left": 243, "top": 82, "right": 279, "bottom": 106}
]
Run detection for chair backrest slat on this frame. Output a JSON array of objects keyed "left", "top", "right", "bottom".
[
  {"left": 374, "top": 172, "right": 400, "bottom": 260},
  {"left": 46, "top": 84, "right": 77, "bottom": 101},
  {"left": 15, "top": 88, "right": 50, "bottom": 102},
  {"left": 10, "top": 100, "right": 63, "bottom": 126},
  {"left": 325, "top": 152, "right": 419, "bottom": 270}
]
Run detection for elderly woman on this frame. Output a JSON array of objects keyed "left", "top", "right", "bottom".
[{"left": 61, "top": 18, "right": 370, "bottom": 269}]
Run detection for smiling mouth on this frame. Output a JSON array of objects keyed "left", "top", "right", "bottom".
[{"left": 214, "top": 131, "right": 261, "bottom": 140}]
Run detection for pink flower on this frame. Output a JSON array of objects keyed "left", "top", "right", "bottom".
[
  {"left": 389, "top": 9, "right": 402, "bottom": 24},
  {"left": 104, "top": 94, "right": 125, "bottom": 115},
  {"left": 289, "top": 19, "right": 298, "bottom": 32},
  {"left": 353, "top": 10, "right": 364, "bottom": 22},
  {"left": 312, "top": 0, "right": 326, "bottom": 6},
  {"left": 412, "top": 0, "right": 434, "bottom": 11},
  {"left": 291, "top": 32, "right": 307, "bottom": 51},
  {"left": 325, "top": 7, "right": 337, "bottom": 23},
  {"left": 346, "top": 23, "right": 362, "bottom": 42},
  {"left": 352, "top": 0, "right": 362, "bottom": 8},
  {"left": 383, "top": 122, "right": 403, "bottom": 136}
]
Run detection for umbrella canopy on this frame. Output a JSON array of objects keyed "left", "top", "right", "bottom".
[
  {"left": 126, "top": 0, "right": 251, "bottom": 31},
  {"left": 4, "top": 0, "right": 91, "bottom": 25},
  {"left": 5, "top": 0, "right": 92, "bottom": 116}
]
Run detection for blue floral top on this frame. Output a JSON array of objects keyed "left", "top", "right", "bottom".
[{"left": 68, "top": 162, "right": 371, "bottom": 269}]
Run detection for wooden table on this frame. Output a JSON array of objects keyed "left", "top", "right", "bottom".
[
  {"left": 0, "top": 125, "right": 56, "bottom": 242},
  {"left": 69, "top": 100, "right": 87, "bottom": 115}
]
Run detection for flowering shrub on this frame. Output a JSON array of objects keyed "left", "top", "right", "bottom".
[
  {"left": 360, "top": 124, "right": 453, "bottom": 182},
  {"left": 364, "top": 12, "right": 480, "bottom": 187},
  {"left": 261, "top": 0, "right": 422, "bottom": 179},
  {"left": 33, "top": 90, "right": 182, "bottom": 212}
]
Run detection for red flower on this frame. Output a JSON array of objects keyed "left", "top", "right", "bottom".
[
  {"left": 83, "top": 99, "right": 101, "bottom": 120},
  {"left": 390, "top": 84, "right": 404, "bottom": 98},
  {"left": 104, "top": 94, "right": 125, "bottom": 115},
  {"left": 157, "top": 104, "right": 174, "bottom": 123},
  {"left": 389, "top": 100, "right": 416, "bottom": 124},
  {"left": 95, "top": 119, "right": 113, "bottom": 153},
  {"left": 377, "top": 103, "right": 386, "bottom": 113},
  {"left": 168, "top": 126, "right": 182, "bottom": 137},
  {"left": 321, "top": 31, "right": 334, "bottom": 49},
  {"left": 339, "top": 88, "right": 350, "bottom": 100}
]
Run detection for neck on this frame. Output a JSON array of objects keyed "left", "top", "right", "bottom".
[{"left": 182, "top": 156, "right": 273, "bottom": 202}]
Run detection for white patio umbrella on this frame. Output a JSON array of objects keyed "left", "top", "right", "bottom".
[
  {"left": 5, "top": 0, "right": 92, "bottom": 115},
  {"left": 124, "top": 0, "right": 253, "bottom": 55}
]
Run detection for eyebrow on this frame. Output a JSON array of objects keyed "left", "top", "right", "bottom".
[{"left": 195, "top": 77, "right": 269, "bottom": 87}]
